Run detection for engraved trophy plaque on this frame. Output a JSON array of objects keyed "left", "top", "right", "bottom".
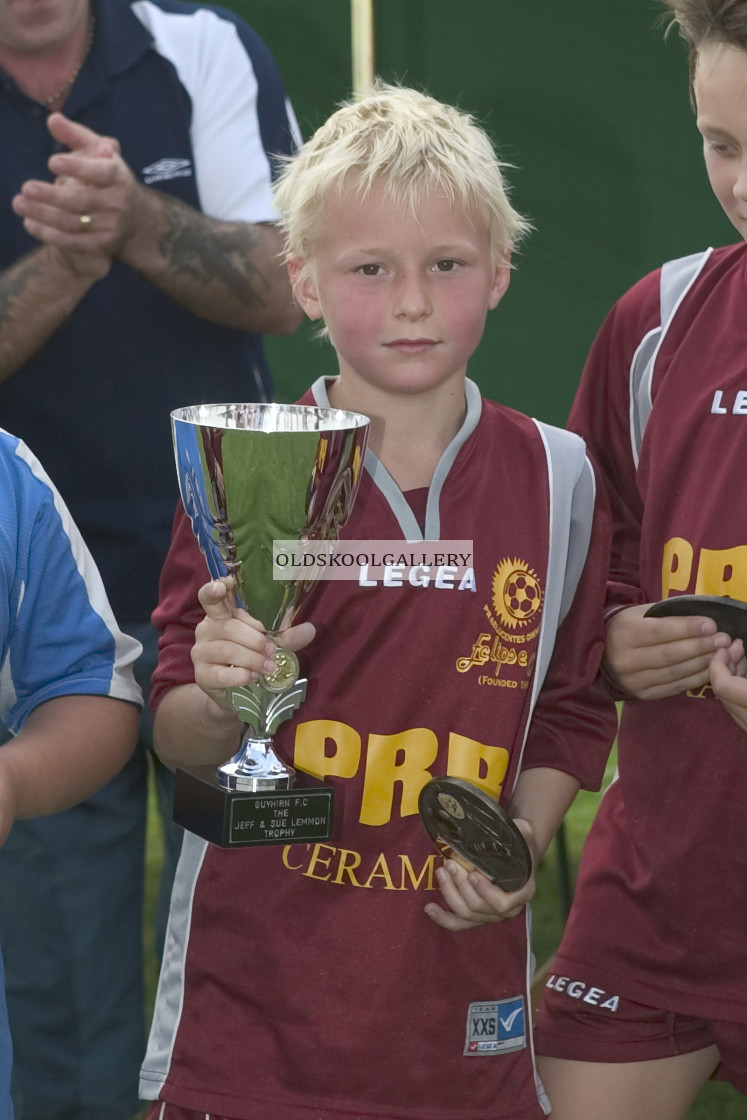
[
  {"left": 419, "top": 776, "right": 532, "bottom": 892},
  {"left": 171, "top": 402, "right": 370, "bottom": 848}
]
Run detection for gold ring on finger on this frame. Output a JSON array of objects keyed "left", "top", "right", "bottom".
[{"left": 79, "top": 213, "right": 92, "bottom": 232}]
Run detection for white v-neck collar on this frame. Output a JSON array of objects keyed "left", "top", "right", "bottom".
[{"left": 308, "top": 378, "right": 482, "bottom": 541}]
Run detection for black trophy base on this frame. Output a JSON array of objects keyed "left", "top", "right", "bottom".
[{"left": 174, "top": 764, "right": 334, "bottom": 848}]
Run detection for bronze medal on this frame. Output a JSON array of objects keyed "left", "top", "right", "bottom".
[
  {"left": 645, "top": 594, "right": 747, "bottom": 642},
  {"left": 419, "top": 776, "right": 532, "bottom": 892}
]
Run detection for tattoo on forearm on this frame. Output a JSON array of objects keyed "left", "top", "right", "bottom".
[
  {"left": 0, "top": 257, "right": 42, "bottom": 327},
  {"left": 158, "top": 196, "right": 269, "bottom": 309}
]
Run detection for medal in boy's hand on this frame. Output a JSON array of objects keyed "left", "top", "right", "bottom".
[
  {"left": 419, "top": 776, "right": 532, "bottom": 893},
  {"left": 260, "top": 648, "right": 300, "bottom": 693},
  {"left": 645, "top": 594, "right": 747, "bottom": 642}
]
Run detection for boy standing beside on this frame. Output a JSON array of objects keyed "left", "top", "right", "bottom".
[
  {"left": 139, "top": 86, "right": 616, "bottom": 1120},
  {"left": 536, "top": 1, "right": 747, "bottom": 1114},
  {"left": 0, "top": 429, "right": 142, "bottom": 1117}
]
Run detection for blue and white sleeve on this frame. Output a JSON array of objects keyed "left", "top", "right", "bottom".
[
  {"left": 0, "top": 440, "right": 142, "bottom": 733},
  {"left": 133, "top": 0, "right": 301, "bottom": 222}
]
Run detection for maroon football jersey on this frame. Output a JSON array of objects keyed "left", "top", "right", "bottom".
[
  {"left": 141, "top": 380, "right": 615, "bottom": 1119},
  {"left": 551, "top": 242, "right": 747, "bottom": 1024}
]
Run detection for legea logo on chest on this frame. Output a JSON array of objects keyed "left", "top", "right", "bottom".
[{"left": 711, "top": 390, "right": 747, "bottom": 414}]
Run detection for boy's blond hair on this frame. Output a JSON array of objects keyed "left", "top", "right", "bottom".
[{"left": 273, "top": 84, "right": 530, "bottom": 280}]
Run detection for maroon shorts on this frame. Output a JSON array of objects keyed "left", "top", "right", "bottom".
[
  {"left": 535, "top": 969, "right": 747, "bottom": 1094},
  {"left": 146, "top": 1106, "right": 239, "bottom": 1120}
]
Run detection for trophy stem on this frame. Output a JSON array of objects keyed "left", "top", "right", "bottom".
[{"left": 218, "top": 735, "right": 295, "bottom": 792}]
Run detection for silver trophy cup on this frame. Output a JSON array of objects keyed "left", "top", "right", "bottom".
[{"left": 171, "top": 402, "right": 370, "bottom": 846}]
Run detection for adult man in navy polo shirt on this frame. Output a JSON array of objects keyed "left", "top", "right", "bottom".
[{"left": 0, "top": 0, "right": 301, "bottom": 1117}]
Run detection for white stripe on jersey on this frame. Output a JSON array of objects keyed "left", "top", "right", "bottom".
[
  {"left": 511, "top": 421, "right": 593, "bottom": 792},
  {"left": 139, "top": 832, "right": 209, "bottom": 1099},
  {"left": 132, "top": 0, "right": 282, "bottom": 222},
  {"left": 11, "top": 437, "right": 141, "bottom": 700}
]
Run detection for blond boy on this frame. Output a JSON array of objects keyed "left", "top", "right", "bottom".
[{"left": 140, "top": 86, "right": 616, "bottom": 1120}]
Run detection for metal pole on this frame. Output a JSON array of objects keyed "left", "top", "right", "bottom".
[{"left": 351, "top": 0, "right": 374, "bottom": 97}]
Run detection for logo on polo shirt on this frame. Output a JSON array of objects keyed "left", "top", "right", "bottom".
[
  {"left": 142, "top": 158, "right": 193, "bottom": 185},
  {"left": 464, "top": 998, "right": 526, "bottom": 1055}
]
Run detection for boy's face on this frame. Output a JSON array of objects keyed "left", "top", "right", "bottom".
[
  {"left": 290, "top": 181, "right": 509, "bottom": 398},
  {"left": 695, "top": 42, "right": 747, "bottom": 240}
]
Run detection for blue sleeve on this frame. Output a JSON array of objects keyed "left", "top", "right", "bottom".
[{"left": 0, "top": 436, "right": 142, "bottom": 732}]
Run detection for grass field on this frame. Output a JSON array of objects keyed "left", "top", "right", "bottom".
[{"left": 143, "top": 758, "right": 747, "bottom": 1119}]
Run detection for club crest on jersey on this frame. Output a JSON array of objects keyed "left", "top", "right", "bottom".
[
  {"left": 464, "top": 998, "right": 526, "bottom": 1055},
  {"left": 456, "top": 557, "right": 542, "bottom": 689}
]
